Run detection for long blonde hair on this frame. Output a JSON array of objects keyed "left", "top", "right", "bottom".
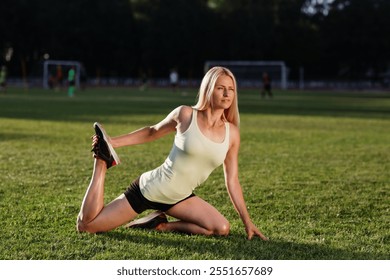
[{"left": 193, "top": 66, "right": 240, "bottom": 126}]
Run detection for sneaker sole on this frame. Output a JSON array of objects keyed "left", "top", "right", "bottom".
[
  {"left": 94, "top": 122, "right": 121, "bottom": 166},
  {"left": 124, "top": 211, "right": 164, "bottom": 228}
]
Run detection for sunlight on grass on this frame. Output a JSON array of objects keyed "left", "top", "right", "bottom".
[{"left": 0, "top": 87, "right": 389, "bottom": 259}]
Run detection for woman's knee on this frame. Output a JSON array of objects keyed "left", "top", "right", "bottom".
[
  {"left": 213, "top": 220, "right": 230, "bottom": 236},
  {"left": 76, "top": 216, "right": 97, "bottom": 233},
  {"left": 76, "top": 216, "right": 88, "bottom": 233}
]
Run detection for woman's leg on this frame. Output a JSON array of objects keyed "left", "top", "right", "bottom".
[
  {"left": 77, "top": 158, "right": 138, "bottom": 233},
  {"left": 161, "top": 196, "right": 230, "bottom": 236}
]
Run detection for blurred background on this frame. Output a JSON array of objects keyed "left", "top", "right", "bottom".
[{"left": 1, "top": 0, "right": 390, "bottom": 89}]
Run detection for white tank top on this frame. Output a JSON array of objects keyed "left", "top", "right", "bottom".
[{"left": 139, "top": 109, "right": 230, "bottom": 204}]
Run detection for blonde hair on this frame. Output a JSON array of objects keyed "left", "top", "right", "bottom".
[{"left": 193, "top": 66, "right": 240, "bottom": 126}]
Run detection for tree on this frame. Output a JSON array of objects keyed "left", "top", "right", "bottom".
[
  {"left": 1, "top": 0, "right": 389, "bottom": 82},
  {"left": 310, "top": 0, "right": 390, "bottom": 80}
]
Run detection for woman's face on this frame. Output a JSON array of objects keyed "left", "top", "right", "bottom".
[{"left": 211, "top": 74, "right": 235, "bottom": 110}]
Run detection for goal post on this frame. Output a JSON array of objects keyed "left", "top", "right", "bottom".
[
  {"left": 43, "top": 60, "right": 81, "bottom": 89},
  {"left": 204, "top": 60, "right": 288, "bottom": 89}
]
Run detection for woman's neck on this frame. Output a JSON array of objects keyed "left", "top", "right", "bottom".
[{"left": 199, "top": 108, "right": 225, "bottom": 128}]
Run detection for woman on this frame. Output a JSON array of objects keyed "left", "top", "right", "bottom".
[{"left": 77, "top": 67, "right": 268, "bottom": 240}]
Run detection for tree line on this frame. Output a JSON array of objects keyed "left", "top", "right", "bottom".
[{"left": 1, "top": 0, "right": 389, "bottom": 82}]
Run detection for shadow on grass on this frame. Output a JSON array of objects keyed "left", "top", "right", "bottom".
[{"left": 102, "top": 230, "right": 385, "bottom": 260}]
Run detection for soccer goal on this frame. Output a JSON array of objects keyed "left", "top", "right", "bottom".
[
  {"left": 204, "top": 60, "right": 288, "bottom": 89},
  {"left": 43, "top": 60, "right": 81, "bottom": 89}
]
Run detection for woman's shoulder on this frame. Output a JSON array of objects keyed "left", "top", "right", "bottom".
[
  {"left": 227, "top": 121, "right": 240, "bottom": 144},
  {"left": 176, "top": 105, "right": 193, "bottom": 119},
  {"left": 226, "top": 120, "right": 239, "bottom": 133},
  {"left": 178, "top": 105, "right": 193, "bottom": 113},
  {"left": 167, "top": 105, "right": 193, "bottom": 125}
]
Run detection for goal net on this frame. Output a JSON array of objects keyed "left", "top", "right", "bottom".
[
  {"left": 43, "top": 60, "right": 81, "bottom": 89},
  {"left": 204, "top": 60, "right": 288, "bottom": 89}
]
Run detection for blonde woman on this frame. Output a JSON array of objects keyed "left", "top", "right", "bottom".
[{"left": 77, "top": 67, "right": 268, "bottom": 240}]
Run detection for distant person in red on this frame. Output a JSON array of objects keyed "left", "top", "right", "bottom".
[
  {"left": 56, "top": 65, "right": 63, "bottom": 90},
  {"left": 261, "top": 72, "right": 272, "bottom": 99}
]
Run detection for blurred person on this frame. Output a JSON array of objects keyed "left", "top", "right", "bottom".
[
  {"left": 139, "top": 71, "right": 148, "bottom": 91},
  {"left": 261, "top": 72, "right": 272, "bottom": 98},
  {"left": 169, "top": 68, "right": 179, "bottom": 92},
  {"left": 56, "top": 65, "right": 63, "bottom": 91},
  {"left": 67, "top": 66, "right": 76, "bottom": 97},
  {"left": 48, "top": 72, "right": 56, "bottom": 89},
  {"left": 77, "top": 67, "right": 268, "bottom": 241},
  {"left": 0, "top": 66, "right": 7, "bottom": 92}
]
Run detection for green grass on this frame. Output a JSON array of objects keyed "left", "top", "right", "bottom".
[{"left": 0, "top": 86, "right": 389, "bottom": 260}]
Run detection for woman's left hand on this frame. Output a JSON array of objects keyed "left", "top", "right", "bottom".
[{"left": 245, "top": 221, "right": 269, "bottom": 241}]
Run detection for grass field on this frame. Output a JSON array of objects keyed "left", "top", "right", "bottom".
[{"left": 0, "top": 86, "right": 389, "bottom": 260}]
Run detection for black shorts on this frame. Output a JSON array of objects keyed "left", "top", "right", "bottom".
[{"left": 124, "top": 177, "right": 195, "bottom": 214}]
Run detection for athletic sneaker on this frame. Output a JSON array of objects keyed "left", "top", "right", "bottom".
[
  {"left": 125, "top": 211, "right": 168, "bottom": 230},
  {"left": 92, "top": 122, "right": 121, "bottom": 168}
]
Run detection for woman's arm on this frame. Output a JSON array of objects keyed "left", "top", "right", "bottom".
[
  {"left": 110, "top": 106, "right": 183, "bottom": 148},
  {"left": 223, "top": 124, "right": 268, "bottom": 240}
]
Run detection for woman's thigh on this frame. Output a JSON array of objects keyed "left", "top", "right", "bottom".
[{"left": 166, "top": 196, "right": 229, "bottom": 232}]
